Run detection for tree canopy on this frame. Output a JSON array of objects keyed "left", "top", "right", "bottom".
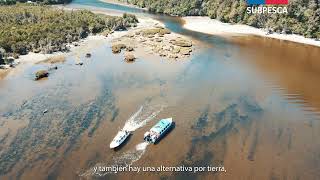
[{"left": 0, "top": 4, "right": 138, "bottom": 62}]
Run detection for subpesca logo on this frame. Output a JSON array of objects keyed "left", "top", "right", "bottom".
[
  {"left": 246, "top": 0, "right": 288, "bottom": 14},
  {"left": 247, "top": 0, "right": 288, "bottom": 5}
]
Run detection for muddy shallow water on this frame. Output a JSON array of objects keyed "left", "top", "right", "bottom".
[{"left": 1, "top": 1, "right": 320, "bottom": 180}]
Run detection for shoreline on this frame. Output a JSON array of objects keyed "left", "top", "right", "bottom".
[
  {"left": 16, "top": 16, "right": 163, "bottom": 65},
  {"left": 182, "top": 16, "right": 320, "bottom": 47},
  {"left": 0, "top": 5, "right": 127, "bottom": 79},
  {"left": 88, "top": 0, "right": 320, "bottom": 47},
  {"left": 0, "top": 35, "right": 114, "bottom": 79},
  {"left": 0, "top": 9, "right": 145, "bottom": 78},
  {"left": 0, "top": 6, "right": 192, "bottom": 79}
]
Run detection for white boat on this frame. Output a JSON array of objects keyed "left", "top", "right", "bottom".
[
  {"left": 110, "top": 129, "right": 130, "bottom": 149},
  {"left": 144, "top": 118, "right": 173, "bottom": 144}
]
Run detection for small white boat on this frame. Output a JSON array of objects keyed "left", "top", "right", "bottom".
[{"left": 110, "top": 129, "right": 130, "bottom": 149}]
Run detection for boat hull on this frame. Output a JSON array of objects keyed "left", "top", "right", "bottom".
[
  {"left": 110, "top": 131, "right": 130, "bottom": 149},
  {"left": 152, "top": 124, "right": 173, "bottom": 144},
  {"left": 144, "top": 118, "right": 173, "bottom": 144}
]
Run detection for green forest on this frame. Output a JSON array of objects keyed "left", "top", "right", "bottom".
[
  {"left": 0, "top": 0, "right": 72, "bottom": 5},
  {"left": 122, "top": 0, "right": 320, "bottom": 39},
  {"left": 0, "top": 4, "right": 138, "bottom": 64}
]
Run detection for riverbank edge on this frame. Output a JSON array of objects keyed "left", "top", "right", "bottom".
[
  {"left": 98, "top": 0, "right": 320, "bottom": 47},
  {"left": 0, "top": 7, "right": 155, "bottom": 79},
  {"left": 1, "top": 5, "right": 195, "bottom": 79},
  {"left": 182, "top": 16, "right": 320, "bottom": 47},
  {"left": 9, "top": 14, "right": 115, "bottom": 66}
]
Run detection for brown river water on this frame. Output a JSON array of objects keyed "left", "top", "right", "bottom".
[{"left": 0, "top": 1, "right": 320, "bottom": 180}]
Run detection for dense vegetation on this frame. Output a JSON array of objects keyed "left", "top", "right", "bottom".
[
  {"left": 0, "top": 0, "right": 71, "bottom": 5},
  {"left": 122, "top": 0, "right": 320, "bottom": 39},
  {"left": 0, "top": 5, "right": 138, "bottom": 63}
]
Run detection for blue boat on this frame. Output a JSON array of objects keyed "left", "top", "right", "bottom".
[{"left": 144, "top": 118, "right": 173, "bottom": 144}]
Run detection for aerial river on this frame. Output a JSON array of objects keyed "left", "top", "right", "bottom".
[{"left": 0, "top": 0, "right": 320, "bottom": 179}]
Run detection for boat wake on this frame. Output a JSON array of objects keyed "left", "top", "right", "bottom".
[
  {"left": 123, "top": 104, "right": 165, "bottom": 132},
  {"left": 112, "top": 142, "right": 149, "bottom": 167},
  {"left": 79, "top": 142, "right": 149, "bottom": 177},
  {"left": 79, "top": 104, "right": 165, "bottom": 177}
]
